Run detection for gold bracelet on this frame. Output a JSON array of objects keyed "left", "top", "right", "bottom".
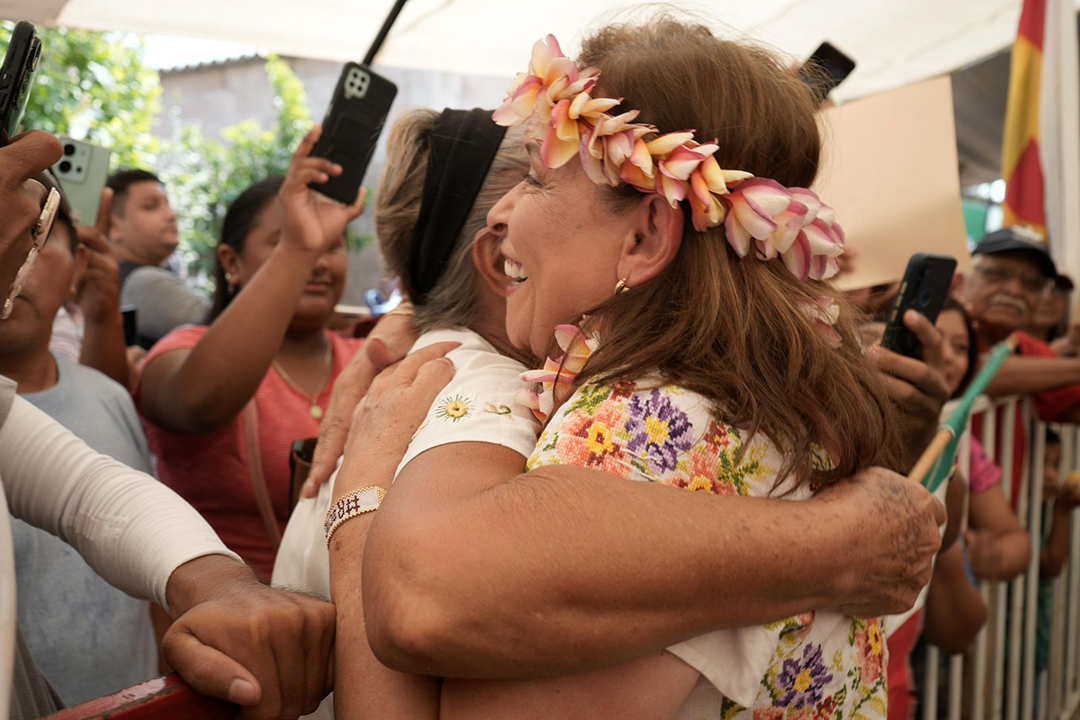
[{"left": 324, "top": 486, "right": 387, "bottom": 546}]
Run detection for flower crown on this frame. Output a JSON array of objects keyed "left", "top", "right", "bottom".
[{"left": 493, "top": 35, "right": 845, "bottom": 282}]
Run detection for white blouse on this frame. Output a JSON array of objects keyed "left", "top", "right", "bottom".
[{"left": 0, "top": 377, "right": 239, "bottom": 717}]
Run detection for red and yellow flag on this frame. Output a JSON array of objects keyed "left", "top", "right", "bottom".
[{"left": 1001, "top": 0, "right": 1047, "bottom": 236}]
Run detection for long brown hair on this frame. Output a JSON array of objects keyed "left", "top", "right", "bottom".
[{"left": 575, "top": 16, "right": 901, "bottom": 489}]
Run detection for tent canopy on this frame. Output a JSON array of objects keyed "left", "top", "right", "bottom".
[{"left": 3, "top": 0, "right": 1045, "bottom": 102}]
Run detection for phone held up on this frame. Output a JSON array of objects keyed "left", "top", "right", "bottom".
[
  {"left": 0, "top": 21, "right": 42, "bottom": 145},
  {"left": 799, "top": 41, "right": 855, "bottom": 106},
  {"left": 52, "top": 138, "right": 112, "bottom": 227},
  {"left": 309, "top": 63, "right": 398, "bottom": 205},
  {"left": 881, "top": 253, "right": 958, "bottom": 359}
]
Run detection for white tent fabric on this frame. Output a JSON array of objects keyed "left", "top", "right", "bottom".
[{"left": 1, "top": 0, "right": 1049, "bottom": 102}]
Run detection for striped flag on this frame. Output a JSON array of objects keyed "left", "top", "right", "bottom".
[
  {"left": 1001, "top": 0, "right": 1080, "bottom": 283},
  {"left": 1001, "top": 0, "right": 1047, "bottom": 235}
]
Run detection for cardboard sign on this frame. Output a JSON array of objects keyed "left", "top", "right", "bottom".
[{"left": 814, "top": 76, "right": 970, "bottom": 291}]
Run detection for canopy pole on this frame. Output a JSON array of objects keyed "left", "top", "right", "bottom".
[{"left": 363, "top": 0, "right": 409, "bottom": 66}]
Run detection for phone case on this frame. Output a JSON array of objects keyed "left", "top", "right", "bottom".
[
  {"left": 310, "top": 63, "right": 398, "bottom": 205},
  {"left": 0, "top": 21, "right": 42, "bottom": 144},
  {"left": 882, "top": 253, "right": 958, "bottom": 358},
  {"left": 52, "top": 138, "right": 112, "bottom": 226}
]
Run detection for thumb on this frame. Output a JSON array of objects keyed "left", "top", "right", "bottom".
[{"left": 163, "top": 628, "right": 262, "bottom": 706}]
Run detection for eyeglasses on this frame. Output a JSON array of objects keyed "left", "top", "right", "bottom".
[
  {"left": 2, "top": 187, "right": 60, "bottom": 320},
  {"left": 972, "top": 263, "right": 1053, "bottom": 295}
]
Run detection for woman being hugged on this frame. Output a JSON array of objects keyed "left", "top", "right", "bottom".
[
  {"left": 337, "top": 15, "right": 906, "bottom": 720},
  {"left": 138, "top": 127, "right": 365, "bottom": 579}
]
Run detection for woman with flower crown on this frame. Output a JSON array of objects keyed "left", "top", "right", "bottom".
[{"left": 323, "top": 15, "right": 927, "bottom": 719}]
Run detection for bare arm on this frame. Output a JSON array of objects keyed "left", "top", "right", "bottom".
[
  {"left": 923, "top": 542, "right": 986, "bottom": 654},
  {"left": 966, "top": 484, "right": 1032, "bottom": 581},
  {"left": 1041, "top": 483, "right": 1080, "bottom": 577},
  {"left": 985, "top": 355, "right": 1080, "bottom": 397},
  {"left": 138, "top": 127, "right": 363, "bottom": 434}
]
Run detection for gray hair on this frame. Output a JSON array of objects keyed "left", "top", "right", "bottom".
[{"left": 374, "top": 109, "right": 527, "bottom": 332}]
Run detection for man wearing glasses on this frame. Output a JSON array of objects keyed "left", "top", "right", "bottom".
[{"left": 960, "top": 225, "right": 1080, "bottom": 503}]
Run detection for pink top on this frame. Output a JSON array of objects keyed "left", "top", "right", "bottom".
[
  {"left": 139, "top": 326, "right": 363, "bottom": 578},
  {"left": 968, "top": 436, "right": 1002, "bottom": 495}
]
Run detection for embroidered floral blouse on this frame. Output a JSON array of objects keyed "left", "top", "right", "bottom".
[{"left": 527, "top": 378, "right": 887, "bottom": 720}]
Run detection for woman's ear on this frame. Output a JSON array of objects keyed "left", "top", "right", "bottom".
[
  {"left": 472, "top": 230, "right": 510, "bottom": 298},
  {"left": 615, "top": 194, "right": 684, "bottom": 288},
  {"left": 217, "top": 244, "right": 242, "bottom": 289}
]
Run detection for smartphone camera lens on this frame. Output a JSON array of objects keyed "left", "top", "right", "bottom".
[
  {"left": 58, "top": 160, "right": 72, "bottom": 173},
  {"left": 63, "top": 143, "right": 76, "bottom": 156}
]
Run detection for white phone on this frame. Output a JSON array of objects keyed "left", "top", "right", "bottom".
[{"left": 51, "top": 137, "right": 111, "bottom": 226}]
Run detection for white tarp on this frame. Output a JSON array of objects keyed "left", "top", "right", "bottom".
[{"left": 1, "top": 0, "right": 1047, "bottom": 101}]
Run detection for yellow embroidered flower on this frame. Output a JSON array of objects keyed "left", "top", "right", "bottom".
[{"left": 436, "top": 395, "right": 473, "bottom": 422}]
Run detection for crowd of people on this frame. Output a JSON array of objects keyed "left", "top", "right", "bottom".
[{"left": 1, "top": 9, "right": 1078, "bottom": 720}]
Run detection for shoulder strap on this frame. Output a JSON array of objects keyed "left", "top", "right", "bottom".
[{"left": 241, "top": 400, "right": 282, "bottom": 548}]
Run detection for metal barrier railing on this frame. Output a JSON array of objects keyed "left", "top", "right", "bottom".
[{"left": 920, "top": 396, "right": 1080, "bottom": 720}]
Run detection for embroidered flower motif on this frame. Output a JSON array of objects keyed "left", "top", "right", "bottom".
[
  {"left": 679, "top": 445, "right": 738, "bottom": 495},
  {"left": 752, "top": 708, "right": 784, "bottom": 720},
  {"left": 855, "top": 619, "right": 885, "bottom": 685},
  {"left": 624, "top": 389, "right": 693, "bottom": 475},
  {"left": 484, "top": 402, "right": 514, "bottom": 417},
  {"left": 775, "top": 643, "right": 834, "bottom": 709},
  {"left": 435, "top": 394, "right": 473, "bottom": 422},
  {"left": 493, "top": 35, "right": 846, "bottom": 283},
  {"left": 702, "top": 420, "right": 733, "bottom": 452},
  {"left": 556, "top": 399, "right": 631, "bottom": 477}
]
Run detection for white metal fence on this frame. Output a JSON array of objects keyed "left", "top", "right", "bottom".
[{"left": 921, "top": 396, "right": 1080, "bottom": 720}]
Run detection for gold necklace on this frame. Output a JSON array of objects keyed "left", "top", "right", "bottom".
[{"left": 272, "top": 336, "right": 333, "bottom": 420}]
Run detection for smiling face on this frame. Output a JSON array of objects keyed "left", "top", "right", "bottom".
[
  {"left": 962, "top": 251, "right": 1051, "bottom": 336},
  {"left": 486, "top": 142, "right": 642, "bottom": 357},
  {"left": 222, "top": 201, "right": 347, "bottom": 331},
  {"left": 936, "top": 308, "right": 972, "bottom": 397}
]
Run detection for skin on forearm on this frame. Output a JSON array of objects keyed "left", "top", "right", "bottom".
[
  {"left": 985, "top": 355, "right": 1080, "bottom": 397},
  {"left": 924, "top": 543, "right": 986, "bottom": 654},
  {"left": 363, "top": 442, "right": 860, "bottom": 679},
  {"left": 138, "top": 244, "right": 318, "bottom": 434},
  {"left": 164, "top": 554, "right": 261, "bottom": 618},
  {"left": 78, "top": 309, "right": 130, "bottom": 388},
  {"left": 330, "top": 515, "right": 440, "bottom": 718},
  {"left": 1041, "top": 507, "right": 1073, "bottom": 578}
]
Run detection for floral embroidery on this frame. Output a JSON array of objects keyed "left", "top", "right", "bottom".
[
  {"left": 774, "top": 644, "right": 833, "bottom": 709},
  {"left": 527, "top": 379, "right": 887, "bottom": 720},
  {"left": 435, "top": 394, "right": 473, "bottom": 422},
  {"left": 484, "top": 402, "right": 514, "bottom": 417},
  {"left": 625, "top": 389, "right": 693, "bottom": 475}
]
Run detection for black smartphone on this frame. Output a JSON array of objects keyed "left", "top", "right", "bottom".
[
  {"left": 881, "top": 253, "right": 958, "bottom": 358},
  {"left": 0, "top": 21, "right": 42, "bottom": 145},
  {"left": 309, "top": 63, "right": 398, "bottom": 205},
  {"left": 121, "top": 305, "right": 137, "bottom": 347},
  {"left": 799, "top": 41, "right": 855, "bottom": 104}
]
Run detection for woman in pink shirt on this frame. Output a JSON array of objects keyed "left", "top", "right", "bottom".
[{"left": 138, "top": 129, "right": 365, "bottom": 578}]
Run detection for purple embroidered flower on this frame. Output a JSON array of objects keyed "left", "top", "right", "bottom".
[
  {"left": 775, "top": 643, "right": 833, "bottom": 709},
  {"left": 624, "top": 389, "right": 693, "bottom": 474}
]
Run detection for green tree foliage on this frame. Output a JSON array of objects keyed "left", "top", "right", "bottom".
[
  {"left": 159, "top": 55, "right": 318, "bottom": 286},
  {"left": 0, "top": 23, "right": 161, "bottom": 168}
]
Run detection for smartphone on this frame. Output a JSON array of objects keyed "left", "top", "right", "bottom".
[
  {"left": 799, "top": 41, "right": 856, "bottom": 104},
  {"left": 881, "top": 253, "right": 958, "bottom": 358},
  {"left": 309, "top": 63, "right": 398, "bottom": 205},
  {"left": 120, "top": 305, "right": 137, "bottom": 347},
  {"left": 0, "top": 21, "right": 42, "bottom": 145},
  {"left": 52, "top": 138, "right": 112, "bottom": 226}
]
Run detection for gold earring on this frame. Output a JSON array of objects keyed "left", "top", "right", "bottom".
[{"left": 614, "top": 277, "right": 630, "bottom": 295}]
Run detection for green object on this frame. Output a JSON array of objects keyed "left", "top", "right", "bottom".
[
  {"left": 924, "top": 340, "right": 1016, "bottom": 493},
  {"left": 962, "top": 197, "right": 991, "bottom": 244}
]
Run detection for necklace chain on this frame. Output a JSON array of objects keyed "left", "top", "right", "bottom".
[{"left": 272, "top": 336, "right": 333, "bottom": 419}]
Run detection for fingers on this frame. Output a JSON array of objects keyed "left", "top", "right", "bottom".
[
  {"left": 366, "top": 313, "right": 419, "bottom": 369},
  {"left": 412, "top": 356, "right": 456, "bottom": 396},
  {"left": 0, "top": 131, "right": 63, "bottom": 190},
  {"left": 95, "top": 188, "right": 113, "bottom": 236},
  {"left": 347, "top": 186, "right": 368, "bottom": 219},
  {"left": 384, "top": 341, "right": 460, "bottom": 386},
  {"left": 304, "top": 355, "right": 381, "bottom": 495},
  {"left": 162, "top": 627, "right": 262, "bottom": 708},
  {"left": 292, "top": 126, "right": 322, "bottom": 166},
  {"left": 870, "top": 345, "right": 949, "bottom": 402},
  {"left": 930, "top": 496, "right": 947, "bottom": 527},
  {"left": 290, "top": 159, "right": 343, "bottom": 188},
  {"left": 904, "top": 310, "right": 945, "bottom": 371},
  {"left": 76, "top": 223, "right": 112, "bottom": 253}
]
